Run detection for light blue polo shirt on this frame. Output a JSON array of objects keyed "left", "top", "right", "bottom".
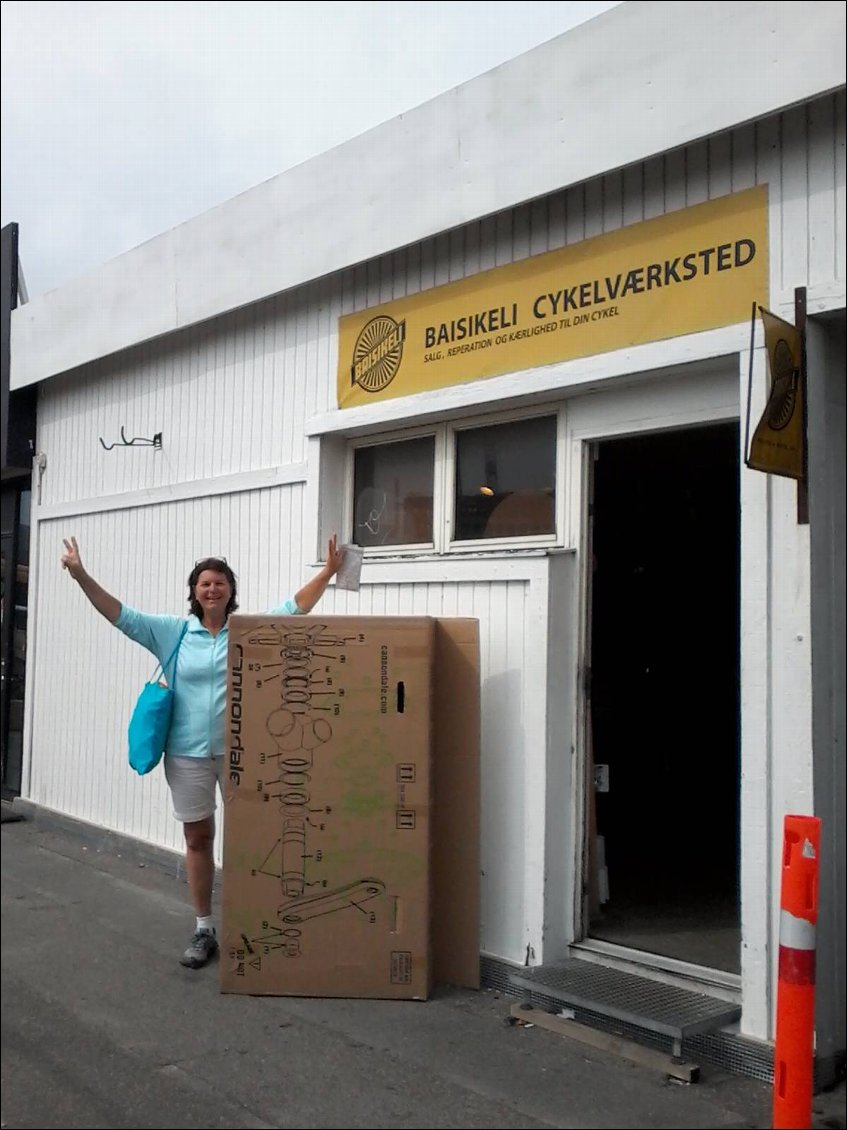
[{"left": 116, "top": 600, "right": 301, "bottom": 759}]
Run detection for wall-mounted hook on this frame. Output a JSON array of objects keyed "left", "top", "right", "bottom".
[{"left": 99, "top": 426, "right": 163, "bottom": 451}]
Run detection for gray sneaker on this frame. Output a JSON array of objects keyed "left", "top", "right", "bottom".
[{"left": 180, "top": 928, "right": 218, "bottom": 969}]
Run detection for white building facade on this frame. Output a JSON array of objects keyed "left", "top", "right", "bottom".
[{"left": 7, "top": 1, "right": 845, "bottom": 1081}]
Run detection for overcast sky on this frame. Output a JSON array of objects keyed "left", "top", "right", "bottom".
[{"left": 1, "top": 1, "right": 620, "bottom": 300}]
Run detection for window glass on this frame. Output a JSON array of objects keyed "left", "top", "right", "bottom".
[
  {"left": 353, "top": 437, "right": 435, "bottom": 547},
  {"left": 454, "top": 416, "right": 556, "bottom": 540}
]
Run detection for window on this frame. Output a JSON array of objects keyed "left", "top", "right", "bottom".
[
  {"left": 353, "top": 436, "right": 435, "bottom": 547},
  {"left": 454, "top": 416, "right": 556, "bottom": 541},
  {"left": 348, "top": 410, "right": 559, "bottom": 552}
]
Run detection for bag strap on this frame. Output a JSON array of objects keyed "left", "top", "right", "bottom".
[{"left": 151, "top": 622, "right": 188, "bottom": 688}]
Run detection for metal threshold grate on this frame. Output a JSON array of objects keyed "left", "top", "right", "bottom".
[{"left": 510, "top": 960, "right": 740, "bottom": 1042}]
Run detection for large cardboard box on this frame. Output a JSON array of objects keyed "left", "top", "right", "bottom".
[{"left": 220, "top": 615, "right": 479, "bottom": 1000}]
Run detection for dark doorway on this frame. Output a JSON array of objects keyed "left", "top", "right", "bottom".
[
  {"left": 1, "top": 487, "right": 30, "bottom": 798},
  {"left": 587, "top": 422, "right": 740, "bottom": 972}
]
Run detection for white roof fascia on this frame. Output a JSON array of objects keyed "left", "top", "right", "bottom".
[{"left": 10, "top": 0, "right": 846, "bottom": 389}]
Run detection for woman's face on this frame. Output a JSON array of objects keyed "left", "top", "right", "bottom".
[{"left": 194, "top": 569, "right": 232, "bottom": 618}]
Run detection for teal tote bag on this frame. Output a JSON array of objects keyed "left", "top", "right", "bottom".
[{"left": 127, "top": 623, "right": 188, "bottom": 776}]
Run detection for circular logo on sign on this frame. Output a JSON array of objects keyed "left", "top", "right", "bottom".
[
  {"left": 351, "top": 316, "right": 406, "bottom": 394},
  {"left": 767, "top": 338, "right": 799, "bottom": 430}
]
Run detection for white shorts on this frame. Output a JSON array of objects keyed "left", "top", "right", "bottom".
[{"left": 164, "top": 755, "right": 226, "bottom": 823}]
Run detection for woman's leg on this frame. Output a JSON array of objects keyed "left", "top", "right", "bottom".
[
  {"left": 164, "top": 756, "right": 224, "bottom": 967},
  {"left": 183, "top": 816, "right": 215, "bottom": 917}
]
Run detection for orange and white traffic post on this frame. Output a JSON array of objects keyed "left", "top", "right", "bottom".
[{"left": 772, "top": 813, "right": 821, "bottom": 1130}]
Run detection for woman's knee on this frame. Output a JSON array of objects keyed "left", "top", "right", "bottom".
[{"left": 183, "top": 817, "right": 214, "bottom": 852}]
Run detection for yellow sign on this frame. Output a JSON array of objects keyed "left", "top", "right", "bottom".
[
  {"left": 747, "top": 307, "right": 805, "bottom": 480},
  {"left": 337, "top": 186, "right": 769, "bottom": 408}
]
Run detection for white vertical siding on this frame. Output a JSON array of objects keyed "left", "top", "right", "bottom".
[
  {"left": 34, "top": 95, "right": 844, "bottom": 513},
  {"left": 29, "top": 485, "right": 305, "bottom": 851},
  {"left": 30, "top": 523, "right": 543, "bottom": 962},
  {"left": 738, "top": 338, "right": 774, "bottom": 1039},
  {"left": 320, "top": 572, "right": 542, "bottom": 962},
  {"left": 35, "top": 288, "right": 339, "bottom": 508}
]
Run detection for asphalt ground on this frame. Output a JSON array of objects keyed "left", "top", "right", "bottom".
[{"left": 2, "top": 806, "right": 844, "bottom": 1130}]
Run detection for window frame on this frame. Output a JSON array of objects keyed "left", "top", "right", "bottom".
[
  {"left": 344, "top": 423, "right": 446, "bottom": 556},
  {"left": 445, "top": 407, "right": 564, "bottom": 551},
  {"left": 344, "top": 405, "right": 566, "bottom": 556}
]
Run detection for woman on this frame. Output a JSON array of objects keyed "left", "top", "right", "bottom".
[{"left": 61, "top": 535, "right": 344, "bottom": 969}]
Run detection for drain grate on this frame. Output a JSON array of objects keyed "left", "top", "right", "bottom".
[{"left": 510, "top": 960, "right": 740, "bottom": 1043}]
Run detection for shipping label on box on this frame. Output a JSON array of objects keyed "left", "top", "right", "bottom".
[{"left": 221, "top": 616, "right": 434, "bottom": 999}]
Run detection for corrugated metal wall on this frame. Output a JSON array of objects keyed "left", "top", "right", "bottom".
[{"left": 26, "top": 94, "right": 845, "bottom": 975}]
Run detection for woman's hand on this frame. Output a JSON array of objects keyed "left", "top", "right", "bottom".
[
  {"left": 294, "top": 535, "right": 346, "bottom": 613},
  {"left": 61, "top": 537, "right": 122, "bottom": 623},
  {"left": 61, "top": 536, "right": 86, "bottom": 581},
  {"left": 323, "top": 534, "right": 344, "bottom": 578}
]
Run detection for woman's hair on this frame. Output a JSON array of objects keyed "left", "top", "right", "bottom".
[{"left": 187, "top": 558, "right": 239, "bottom": 621}]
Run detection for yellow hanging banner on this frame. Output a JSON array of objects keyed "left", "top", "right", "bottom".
[
  {"left": 747, "top": 307, "right": 805, "bottom": 480},
  {"left": 337, "top": 186, "right": 769, "bottom": 408}
]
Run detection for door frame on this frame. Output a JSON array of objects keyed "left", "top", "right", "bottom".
[{"left": 562, "top": 366, "right": 741, "bottom": 953}]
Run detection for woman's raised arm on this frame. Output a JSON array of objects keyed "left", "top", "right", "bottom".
[
  {"left": 294, "top": 535, "right": 344, "bottom": 613},
  {"left": 61, "top": 537, "right": 122, "bottom": 624}
]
